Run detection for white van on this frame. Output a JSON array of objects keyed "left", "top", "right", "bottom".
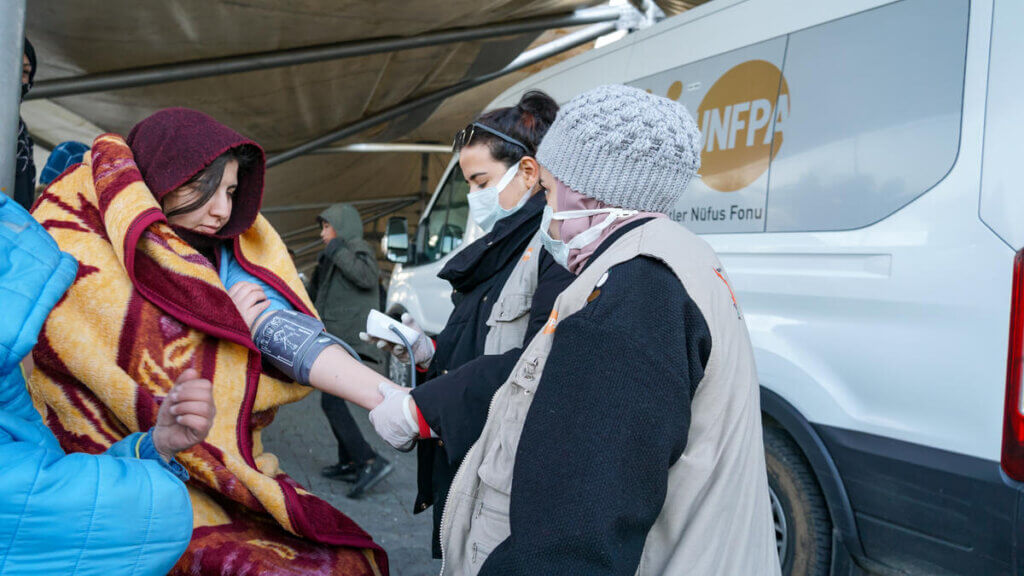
[{"left": 383, "top": 0, "right": 1024, "bottom": 574}]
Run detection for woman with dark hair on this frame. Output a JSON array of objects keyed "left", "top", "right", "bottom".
[
  {"left": 28, "top": 108, "right": 388, "bottom": 576},
  {"left": 366, "top": 90, "right": 575, "bottom": 557}
]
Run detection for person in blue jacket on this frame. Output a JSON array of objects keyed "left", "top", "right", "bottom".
[{"left": 0, "top": 193, "right": 215, "bottom": 576}]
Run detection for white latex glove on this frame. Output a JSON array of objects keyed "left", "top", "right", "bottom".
[
  {"left": 360, "top": 313, "right": 435, "bottom": 368},
  {"left": 369, "top": 382, "right": 420, "bottom": 452}
]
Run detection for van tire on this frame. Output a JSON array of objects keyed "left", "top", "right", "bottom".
[{"left": 764, "top": 425, "right": 832, "bottom": 576}]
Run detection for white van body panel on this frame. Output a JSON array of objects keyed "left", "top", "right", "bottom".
[
  {"left": 387, "top": 256, "right": 454, "bottom": 336},
  {"left": 387, "top": 0, "right": 1021, "bottom": 570},
  {"left": 494, "top": 0, "right": 1012, "bottom": 463},
  {"left": 400, "top": 0, "right": 1013, "bottom": 462}
]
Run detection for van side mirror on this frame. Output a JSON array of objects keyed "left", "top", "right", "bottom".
[{"left": 384, "top": 216, "right": 410, "bottom": 263}]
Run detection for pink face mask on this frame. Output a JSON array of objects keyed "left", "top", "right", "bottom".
[
  {"left": 544, "top": 178, "right": 666, "bottom": 274},
  {"left": 539, "top": 204, "right": 637, "bottom": 269}
]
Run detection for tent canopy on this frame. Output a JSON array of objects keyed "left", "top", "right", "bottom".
[{"left": 20, "top": 0, "right": 699, "bottom": 268}]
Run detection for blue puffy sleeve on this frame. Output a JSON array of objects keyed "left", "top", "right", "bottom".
[
  {"left": 0, "top": 369, "right": 194, "bottom": 576},
  {"left": 0, "top": 194, "right": 194, "bottom": 576}
]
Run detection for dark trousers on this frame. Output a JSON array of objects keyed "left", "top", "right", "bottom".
[
  {"left": 13, "top": 177, "right": 34, "bottom": 211},
  {"left": 321, "top": 392, "right": 376, "bottom": 466}
]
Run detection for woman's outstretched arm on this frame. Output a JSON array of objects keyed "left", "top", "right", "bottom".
[
  {"left": 228, "top": 281, "right": 399, "bottom": 411},
  {"left": 308, "top": 344, "right": 393, "bottom": 410}
]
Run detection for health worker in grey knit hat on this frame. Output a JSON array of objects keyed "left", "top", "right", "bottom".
[
  {"left": 437, "top": 84, "right": 781, "bottom": 576},
  {"left": 535, "top": 84, "right": 701, "bottom": 273}
]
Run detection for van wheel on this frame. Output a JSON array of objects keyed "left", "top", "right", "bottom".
[{"left": 764, "top": 425, "right": 831, "bottom": 576}]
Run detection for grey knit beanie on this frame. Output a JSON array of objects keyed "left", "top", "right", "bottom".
[{"left": 536, "top": 84, "right": 701, "bottom": 213}]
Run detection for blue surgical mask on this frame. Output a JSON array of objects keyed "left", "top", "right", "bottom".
[
  {"left": 539, "top": 205, "right": 638, "bottom": 270},
  {"left": 467, "top": 161, "right": 525, "bottom": 233}
]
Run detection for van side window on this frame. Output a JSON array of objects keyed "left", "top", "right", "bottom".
[
  {"left": 416, "top": 166, "right": 470, "bottom": 264},
  {"left": 765, "top": 0, "right": 968, "bottom": 232},
  {"left": 980, "top": 0, "right": 1024, "bottom": 250},
  {"left": 628, "top": 0, "right": 967, "bottom": 235}
]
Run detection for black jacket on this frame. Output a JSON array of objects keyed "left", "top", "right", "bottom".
[
  {"left": 479, "top": 219, "right": 712, "bottom": 575},
  {"left": 409, "top": 192, "right": 573, "bottom": 557},
  {"left": 14, "top": 118, "right": 34, "bottom": 211}
]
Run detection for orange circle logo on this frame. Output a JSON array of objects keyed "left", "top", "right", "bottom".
[{"left": 696, "top": 60, "right": 789, "bottom": 192}]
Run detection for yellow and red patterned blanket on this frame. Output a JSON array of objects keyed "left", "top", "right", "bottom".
[{"left": 28, "top": 134, "right": 387, "bottom": 576}]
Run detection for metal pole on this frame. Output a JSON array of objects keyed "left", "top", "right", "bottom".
[
  {"left": 360, "top": 198, "right": 419, "bottom": 224},
  {"left": 292, "top": 238, "right": 324, "bottom": 257},
  {"left": 286, "top": 199, "right": 418, "bottom": 252},
  {"left": 27, "top": 7, "right": 625, "bottom": 100},
  {"left": 278, "top": 198, "right": 418, "bottom": 241},
  {"left": 267, "top": 19, "right": 623, "bottom": 169},
  {"left": 307, "top": 142, "right": 451, "bottom": 155},
  {"left": 279, "top": 223, "right": 320, "bottom": 240},
  {"left": 1, "top": 0, "right": 26, "bottom": 199},
  {"left": 283, "top": 230, "right": 321, "bottom": 245},
  {"left": 260, "top": 195, "right": 420, "bottom": 214}
]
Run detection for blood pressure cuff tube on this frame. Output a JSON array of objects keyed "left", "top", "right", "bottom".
[{"left": 252, "top": 310, "right": 360, "bottom": 385}]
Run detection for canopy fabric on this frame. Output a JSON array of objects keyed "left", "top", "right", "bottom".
[
  {"left": 26, "top": 4, "right": 593, "bottom": 176},
  {"left": 22, "top": 0, "right": 618, "bottom": 266}
]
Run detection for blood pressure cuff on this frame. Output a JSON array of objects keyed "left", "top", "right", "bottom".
[{"left": 253, "top": 310, "right": 360, "bottom": 385}]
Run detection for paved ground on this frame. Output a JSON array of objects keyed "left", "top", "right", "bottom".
[{"left": 263, "top": 390, "right": 442, "bottom": 576}]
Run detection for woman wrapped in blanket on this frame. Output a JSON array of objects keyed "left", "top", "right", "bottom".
[
  {"left": 0, "top": 192, "right": 212, "bottom": 576},
  {"left": 28, "top": 108, "right": 389, "bottom": 576}
]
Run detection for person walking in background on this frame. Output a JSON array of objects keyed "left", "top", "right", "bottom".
[
  {"left": 307, "top": 203, "right": 392, "bottom": 498},
  {"left": 14, "top": 38, "right": 36, "bottom": 210}
]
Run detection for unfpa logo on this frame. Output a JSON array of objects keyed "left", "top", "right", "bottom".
[{"left": 695, "top": 60, "right": 790, "bottom": 192}]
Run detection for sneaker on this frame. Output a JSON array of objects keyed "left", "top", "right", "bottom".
[
  {"left": 347, "top": 457, "right": 393, "bottom": 499},
  {"left": 321, "top": 462, "right": 359, "bottom": 483}
]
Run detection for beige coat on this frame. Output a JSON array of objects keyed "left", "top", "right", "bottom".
[
  {"left": 440, "top": 218, "right": 781, "bottom": 576},
  {"left": 482, "top": 231, "right": 543, "bottom": 355}
]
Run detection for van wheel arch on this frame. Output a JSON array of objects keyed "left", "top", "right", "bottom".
[{"left": 760, "top": 388, "right": 865, "bottom": 563}]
